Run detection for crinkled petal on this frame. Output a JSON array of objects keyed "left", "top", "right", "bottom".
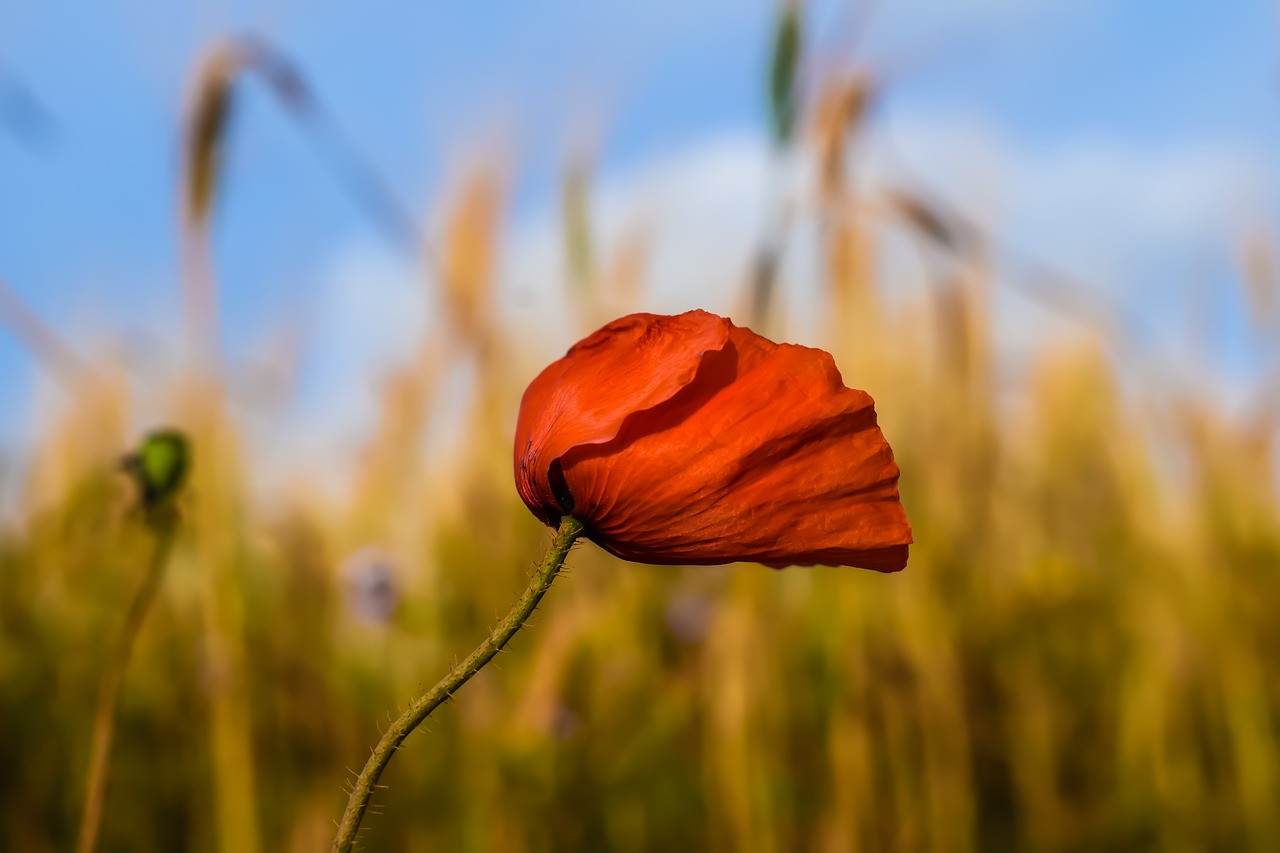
[
  {"left": 514, "top": 311, "right": 730, "bottom": 524},
  {"left": 560, "top": 323, "right": 912, "bottom": 570}
]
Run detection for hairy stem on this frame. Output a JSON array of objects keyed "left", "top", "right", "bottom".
[
  {"left": 332, "top": 516, "right": 584, "bottom": 853},
  {"left": 76, "top": 512, "right": 179, "bottom": 853}
]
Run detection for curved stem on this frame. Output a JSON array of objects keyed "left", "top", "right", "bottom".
[
  {"left": 332, "top": 516, "right": 585, "bottom": 853},
  {"left": 76, "top": 513, "right": 179, "bottom": 853}
]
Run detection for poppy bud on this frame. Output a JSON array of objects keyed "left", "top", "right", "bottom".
[
  {"left": 122, "top": 429, "right": 190, "bottom": 511},
  {"left": 514, "top": 310, "right": 912, "bottom": 571}
]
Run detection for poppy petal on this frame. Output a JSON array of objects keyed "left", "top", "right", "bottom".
[
  {"left": 558, "top": 323, "right": 911, "bottom": 570},
  {"left": 514, "top": 311, "right": 730, "bottom": 523}
]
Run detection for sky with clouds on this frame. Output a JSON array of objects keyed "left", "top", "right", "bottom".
[{"left": 2, "top": 0, "right": 1279, "bottom": 463}]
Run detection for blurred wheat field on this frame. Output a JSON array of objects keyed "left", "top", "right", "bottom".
[{"left": 3, "top": 22, "right": 1280, "bottom": 853}]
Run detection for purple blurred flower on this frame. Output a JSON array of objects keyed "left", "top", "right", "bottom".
[{"left": 341, "top": 546, "right": 400, "bottom": 626}]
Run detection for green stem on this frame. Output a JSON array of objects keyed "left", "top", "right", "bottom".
[
  {"left": 76, "top": 511, "right": 179, "bottom": 853},
  {"left": 332, "top": 516, "right": 585, "bottom": 853}
]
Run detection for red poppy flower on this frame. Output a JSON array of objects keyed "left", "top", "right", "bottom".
[{"left": 513, "top": 310, "right": 912, "bottom": 571}]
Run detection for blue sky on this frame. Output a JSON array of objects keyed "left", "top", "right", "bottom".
[{"left": 2, "top": 1, "right": 1279, "bottom": 462}]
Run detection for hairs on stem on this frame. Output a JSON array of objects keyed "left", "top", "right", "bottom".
[{"left": 331, "top": 516, "right": 584, "bottom": 853}]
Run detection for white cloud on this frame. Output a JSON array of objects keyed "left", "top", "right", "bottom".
[
  {"left": 873, "top": 112, "right": 1265, "bottom": 258},
  {"left": 280, "top": 108, "right": 1273, "bottom": 485},
  {"left": 500, "top": 111, "right": 1273, "bottom": 377},
  {"left": 305, "top": 242, "right": 431, "bottom": 405},
  {"left": 256, "top": 241, "right": 432, "bottom": 497},
  {"left": 497, "top": 133, "right": 776, "bottom": 364},
  {"left": 866, "top": 109, "right": 1274, "bottom": 388}
]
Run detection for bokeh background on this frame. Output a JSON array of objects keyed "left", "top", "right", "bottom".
[{"left": 3, "top": 1, "right": 1280, "bottom": 850}]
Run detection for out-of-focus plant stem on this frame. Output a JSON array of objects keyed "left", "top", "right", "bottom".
[
  {"left": 75, "top": 509, "right": 179, "bottom": 853},
  {"left": 332, "top": 516, "right": 585, "bottom": 853}
]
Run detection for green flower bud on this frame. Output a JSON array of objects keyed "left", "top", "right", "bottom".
[{"left": 122, "top": 429, "right": 190, "bottom": 509}]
